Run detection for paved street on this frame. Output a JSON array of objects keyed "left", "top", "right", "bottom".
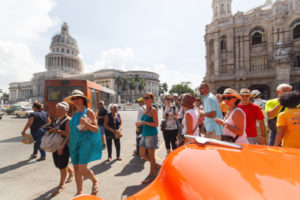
[{"left": 0, "top": 110, "right": 166, "bottom": 200}]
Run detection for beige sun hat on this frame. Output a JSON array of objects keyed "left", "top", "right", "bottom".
[
  {"left": 223, "top": 88, "right": 241, "bottom": 100},
  {"left": 63, "top": 89, "right": 90, "bottom": 104}
]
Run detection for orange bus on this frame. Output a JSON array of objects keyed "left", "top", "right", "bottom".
[{"left": 44, "top": 79, "right": 115, "bottom": 119}]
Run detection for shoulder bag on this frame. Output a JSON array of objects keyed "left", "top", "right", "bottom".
[{"left": 41, "top": 117, "right": 68, "bottom": 152}]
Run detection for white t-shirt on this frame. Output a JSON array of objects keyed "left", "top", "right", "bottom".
[
  {"left": 182, "top": 109, "right": 199, "bottom": 136},
  {"left": 137, "top": 105, "right": 145, "bottom": 121},
  {"left": 164, "top": 105, "right": 178, "bottom": 130}
]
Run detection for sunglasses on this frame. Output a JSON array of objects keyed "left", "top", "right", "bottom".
[
  {"left": 222, "top": 96, "right": 236, "bottom": 101},
  {"left": 71, "top": 96, "right": 81, "bottom": 101},
  {"left": 143, "top": 97, "right": 150, "bottom": 100}
]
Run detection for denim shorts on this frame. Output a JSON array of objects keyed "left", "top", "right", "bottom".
[
  {"left": 99, "top": 126, "right": 105, "bottom": 136},
  {"left": 139, "top": 135, "right": 159, "bottom": 149}
]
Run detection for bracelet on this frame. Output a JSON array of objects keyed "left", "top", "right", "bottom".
[{"left": 110, "top": 128, "right": 113, "bottom": 132}]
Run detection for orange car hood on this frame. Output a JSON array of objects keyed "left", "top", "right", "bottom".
[{"left": 128, "top": 144, "right": 300, "bottom": 200}]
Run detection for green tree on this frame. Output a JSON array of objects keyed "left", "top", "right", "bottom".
[
  {"left": 115, "top": 75, "right": 124, "bottom": 95},
  {"left": 1, "top": 92, "right": 9, "bottom": 104},
  {"left": 128, "top": 78, "right": 137, "bottom": 103},
  {"left": 169, "top": 82, "right": 194, "bottom": 96}
]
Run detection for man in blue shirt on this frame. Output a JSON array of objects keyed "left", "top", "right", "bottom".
[{"left": 199, "top": 83, "right": 223, "bottom": 140}]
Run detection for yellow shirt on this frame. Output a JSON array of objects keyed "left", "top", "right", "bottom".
[{"left": 277, "top": 108, "right": 300, "bottom": 148}]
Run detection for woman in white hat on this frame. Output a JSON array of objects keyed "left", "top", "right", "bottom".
[
  {"left": 48, "top": 102, "right": 74, "bottom": 196},
  {"left": 64, "top": 90, "right": 102, "bottom": 196}
]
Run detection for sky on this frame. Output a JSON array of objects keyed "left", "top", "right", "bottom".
[{"left": 0, "top": 0, "right": 267, "bottom": 92}]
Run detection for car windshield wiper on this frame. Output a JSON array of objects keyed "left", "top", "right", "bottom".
[{"left": 184, "top": 135, "right": 243, "bottom": 150}]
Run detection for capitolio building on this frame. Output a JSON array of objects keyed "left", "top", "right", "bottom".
[{"left": 9, "top": 23, "right": 160, "bottom": 103}]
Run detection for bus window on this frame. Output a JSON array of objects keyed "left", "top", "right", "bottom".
[
  {"left": 90, "top": 88, "right": 98, "bottom": 113},
  {"left": 47, "top": 86, "right": 83, "bottom": 101}
]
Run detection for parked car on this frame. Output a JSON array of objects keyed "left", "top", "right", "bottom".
[
  {"left": 5, "top": 105, "right": 24, "bottom": 115},
  {"left": 125, "top": 136, "right": 300, "bottom": 200},
  {"left": 14, "top": 107, "right": 33, "bottom": 118}
]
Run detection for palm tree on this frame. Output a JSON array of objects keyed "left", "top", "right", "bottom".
[
  {"left": 128, "top": 78, "right": 137, "bottom": 103},
  {"left": 115, "top": 75, "right": 124, "bottom": 95}
]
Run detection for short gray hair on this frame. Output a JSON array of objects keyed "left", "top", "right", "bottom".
[
  {"left": 277, "top": 83, "right": 292, "bottom": 92},
  {"left": 56, "top": 102, "right": 69, "bottom": 112},
  {"left": 109, "top": 103, "right": 118, "bottom": 111}
]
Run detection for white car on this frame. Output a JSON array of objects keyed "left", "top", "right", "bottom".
[{"left": 14, "top": 107, "right": 33, "bottom": 118}]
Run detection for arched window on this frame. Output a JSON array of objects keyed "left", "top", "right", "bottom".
[
  {"left": 293, "top": 25, "right": 300, "bottom": 39},
  {"left": 293, "top": 55, "right": 300, "bottom": 68},
  {"left": 220, "top": 36, "right": 227, "bottom": 51},
  {"left": 252, "top": 32, "right": 263, "bottom": 45}
]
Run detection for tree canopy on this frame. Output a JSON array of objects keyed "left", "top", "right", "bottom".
[{"left": 169, "top": 82, "right": 195, "bottom": 96}]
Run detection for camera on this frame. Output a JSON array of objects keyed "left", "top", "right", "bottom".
[{"left": 43, "top": 124, "right": 54, "bottom": 131}]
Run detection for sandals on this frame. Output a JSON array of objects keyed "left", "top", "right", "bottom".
[
  {"left": 91, "top": 182, "right": 99, "bottom": 196},
  {"left": 65, "top": 173, "right": 74, "bottom": 183},
  {"left": 117, "top": 157, "right": 122, "bottom": 161},
  {"left": 36, "top": 157, "right": 46, "bottom": 161},
  {"left": 141, "top": 175, "right": 155, "bottom": 184},
  {"left": 106, "top": 158, "right": 112, "bottom": 162},
  {"left": 52, "top": 184, "right": 65, "bottom": 196},
  {"left": 30, "top": 154, "right": 37, "bottom": 159}
]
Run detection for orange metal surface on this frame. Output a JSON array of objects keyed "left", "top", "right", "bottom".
[
  {"left": 72, "top": 194, "right": 103, "bottom": 200},
  {"left": 129, "top": 144, "right": 300, "bottom": 200}
]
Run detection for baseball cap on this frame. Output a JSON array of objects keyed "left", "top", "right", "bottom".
[{"left": 251, "top": 90, "right": 261, "bottom": 98}]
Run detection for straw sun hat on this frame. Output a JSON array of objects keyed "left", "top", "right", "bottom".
[
  {"left": 22, "top": 133, "right": 34, "bottom": 144},
  {"left": 223, "top": 88, "right": 241, "bottom": 100},
  {"left": 63, "top": 89, "right": 90, "bottom": 104}
]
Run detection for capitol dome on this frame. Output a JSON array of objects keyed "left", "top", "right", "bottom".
[{"left": 45, "top": 22, "right": 83, "bottom": 74}]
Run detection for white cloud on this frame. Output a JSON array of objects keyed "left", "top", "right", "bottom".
[
  {"left": 0, "top": 0, "right": 57, "bottom": 91},
  {"left": 0, "top": 0, "right": 57, "bottom": 41},
  {"left": 90, "top": 48, "right": 134, "bottom": 71},
  {"left": 0, "top": 41, "right": 44, "bottom": 89}
]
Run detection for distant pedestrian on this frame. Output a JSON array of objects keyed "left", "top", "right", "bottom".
[
  {"left": 216, "top": 94, "right": 228, "bottom": 117},
  {"left": 162, "top": 94, "right": 178, "bottom": 155},
  {"left": 198, "top": 83, "right": 223, "bottom": 140},
  {"left": 104, "top": 104, "right": 123, "bottom": 161},
  {"left": 275, "top": 91, "right": 300, "bottom": 148},
  {"left": 251, "top": 89, "right": 269, "bottom": 144},
  {"left": 97, "top": 101, "right": 108, "bottom": 150},
  {"left": 181, "top": 94, "right": 199, "bottom": 143},
  {"left": 238, "top": 88, "right": 266, "bottom": 144},
  {"left": 134, "top": 97, "right": 145, "bottom": 156},
  {"left": 265, "top": 83, "right": 292, "bottom": 146},
  {"left": 136, "top": 92, "right": 160, "bottom": 184},
  {"left": 64, "top": 90, "right": 102, "bottom": 196},
  {"left": 21, "top": 102, "right": 51, "bottom": 161},
  {"left": 49, "top": 102, "right": 74, "bottom": 196},
  {"left": 215, "top": 89, "right": 249, "bottom": 144},
  {"left": 194, "top": 97, "right": 205, "bottom": 136}
]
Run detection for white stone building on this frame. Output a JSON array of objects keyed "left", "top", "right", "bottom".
[
  {"left": 9, "top": 23, "right": 159, "bottom": 103},
  {"left": 204, "top": 0, "right": 300, "bottom": 98}
]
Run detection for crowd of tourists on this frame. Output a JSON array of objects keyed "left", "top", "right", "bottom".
[{"left": 20, "top": 83, "right": 300, "bottom": 197}]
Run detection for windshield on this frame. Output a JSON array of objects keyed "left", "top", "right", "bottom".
[{"left": 47, "top": 86, "right": 84, "bottom": 101}]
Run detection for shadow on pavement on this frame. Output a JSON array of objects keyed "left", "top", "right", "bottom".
[
  {"left": 121, "top": 183, "right": 148, "bottom": 198},
  {"left": 91, "top": 159, "right": 117, "bottom": 175},
  {"left": 0, "top": 136, "right": 22, "bottom": 143},
  {"left": 32, "top": 187, "right": 57, "bottom": 200},
  {"left": 115, "top": 156, "right": 145, "bottom": 176},
  {"left": 0, "top": 159, "right": 34, "bottom": 174}
]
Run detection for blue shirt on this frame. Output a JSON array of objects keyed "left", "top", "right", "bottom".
[{"left": 203, "top": 93, "right": 223, "bottom": 135}]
